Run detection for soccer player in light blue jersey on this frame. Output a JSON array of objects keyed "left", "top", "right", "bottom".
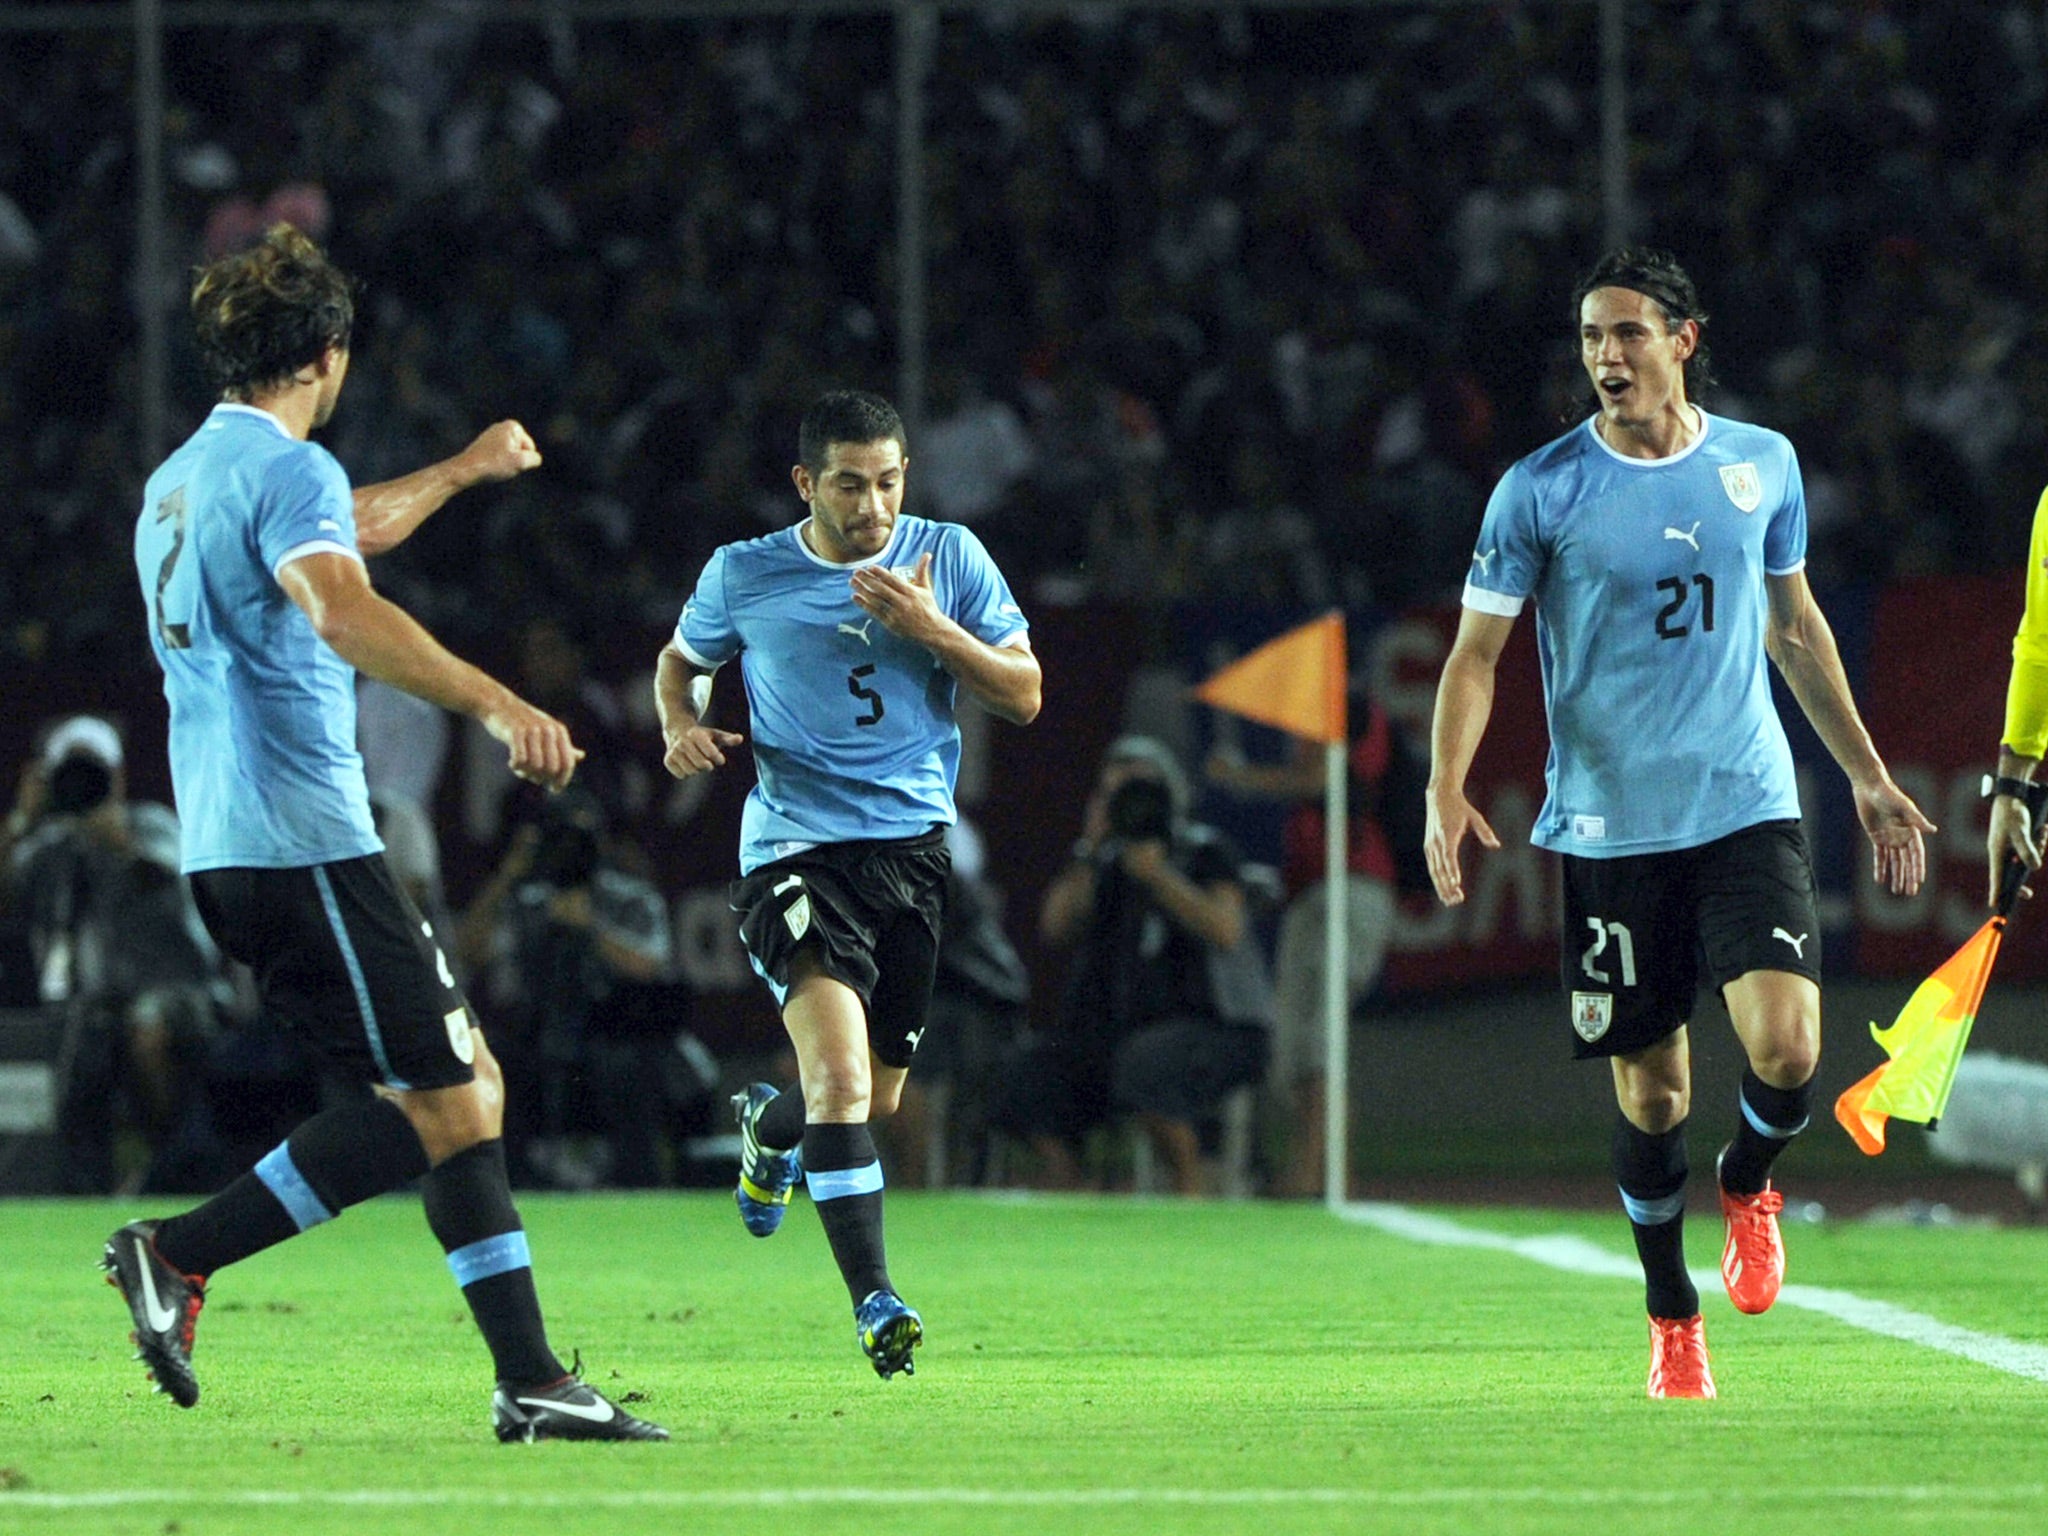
[
  {"left": 1424, "top": 248, "right": 1934, "bottom": 1400},
  {"left": 655, "top": 390, "right": 1041, "bottom": 1378},
  {"left": 107, "top": 225, "right": 665, "bottom": 1442}
]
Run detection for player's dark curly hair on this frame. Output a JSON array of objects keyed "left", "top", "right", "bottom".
[
  {"left": 1569, "top": 245, "right": 1715, "bottom": 400},
  {"left": 799, "top": 389, "right": 907, "bottom": 472},
  {"left": 190, "top": 223, "right": 357, "bottom": 399}
]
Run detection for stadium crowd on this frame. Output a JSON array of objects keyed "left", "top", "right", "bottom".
[{"left": 7, "top": 2, "right": 2048, "bottom": 670}]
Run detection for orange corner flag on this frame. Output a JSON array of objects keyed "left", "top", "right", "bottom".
[
  {"left": 1834, "top": 917, "right": 2006, "bottom": 1155},
  {"left": 1193, "top": 612, "right": 1347, "bottom": 745}
]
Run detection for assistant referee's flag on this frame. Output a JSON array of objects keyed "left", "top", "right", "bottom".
[
  {"left": 1834, "top": 920, "right": 2003, "bottom": 1154},
  {"left": 1834, "top": 858, "right": 2026, "bottom": 1156}
]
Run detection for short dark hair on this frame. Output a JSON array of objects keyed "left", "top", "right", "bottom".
[
  {"left": 1570, "top": 246, "right": 1714, "bottom": 398},
  {"left": 798, "top": 390, "right": 906, "bottom": 473},
  {"left": 190, "top": 223, "right": 357, "bottom": 398}
]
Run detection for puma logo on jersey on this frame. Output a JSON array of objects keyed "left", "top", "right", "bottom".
[
  {"left": 1664, "top": 522, "right": 1701, "bottom": 551},
  {"left": 1771, "top": 927, "right": 1808, "bottom": 958},
  {"left": 1471, "top": 547, "right": 1497, "bottom": 576},
  {"left": 837, "top": 618, "right": 874, "bottom": 645}
]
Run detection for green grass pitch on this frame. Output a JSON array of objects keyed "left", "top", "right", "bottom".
[{"left": 7, "top": 1192, "right": 2048, "bottom": 1536}]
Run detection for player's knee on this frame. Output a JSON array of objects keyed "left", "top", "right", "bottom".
[
  {"left": 1749, "top": 1034, "right": 1818, "bottom": 1089},
  {"left": 394, "top": 1079, "right": 496, "bottom": 1164},
  {"left": 1620, "top": 1083, "right": 1689, "bottom": 1133},
  {"left": 802, "top": 1052, "right": 872, "bottom": 1118}
]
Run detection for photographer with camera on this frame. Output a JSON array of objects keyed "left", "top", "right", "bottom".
[
  {"left": 456, "top": 790, "right": 710, "bottom": 1189},
  {"left": 992, "top": 735, "right": 1272, "bottom": 1194},
  {"left": 1, "top": 716, "right": 230, "bottom": 1193}
]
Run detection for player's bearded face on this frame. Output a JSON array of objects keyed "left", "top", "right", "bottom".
[
  {"left": 799, "top": 439, "right": 906, "bottom": 562},
  {"left": 1579, "top": 287, "right": 1693, "bottom": 429}
]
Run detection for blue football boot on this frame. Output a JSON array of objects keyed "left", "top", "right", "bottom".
[
  {"left": 732, "top": 1083, "right": 803, "bottom": 1237},
  {"left": 855, "top": 1288, "right": 923, "bottom": 1379}
]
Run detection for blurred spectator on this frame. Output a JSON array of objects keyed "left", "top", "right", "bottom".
[
  {"left": 0, "top": 716, "right": 230, "bottom": 1194},
  {"left": 991, "top": 736, "right": 1271, "bottom": 1194},
  {"left": 455, "top": 791, "right": 713, "bottom": 1188},
  {"left": 913, "top": 366, "right": 1037, "bottom": 527}
]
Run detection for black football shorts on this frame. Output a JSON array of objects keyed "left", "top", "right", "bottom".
[
  {"left": 731, "top": 828, "right": 949, "bottom": 1069},
  {"left": 1557, "top": 819, "right": 1821, "bottom": 1059},
  {"left": 191, "top": 853, "right": 478, "bottom": 1090}
]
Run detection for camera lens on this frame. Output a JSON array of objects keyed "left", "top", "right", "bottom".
[{"left": 49, "top": 758, "right": 113, "bottom": 815}]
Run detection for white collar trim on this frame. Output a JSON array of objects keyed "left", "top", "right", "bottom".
[
  {"left": 792, "top": 518, "right": 903, "bottom": 570},
  {"left": 1583, "top": 408, "right": 1710, "bottom": 467}
]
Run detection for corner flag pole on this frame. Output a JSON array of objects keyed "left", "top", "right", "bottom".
[{"left": 1322, "top": 735, "right": 1348, "bottom": 1211}]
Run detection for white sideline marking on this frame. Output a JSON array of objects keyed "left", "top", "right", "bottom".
[
  {"left": 7, "top": 1486, "right": 2048, "bottom": 1511},
  {"left": 1344, "top": 1201, "right": 2048, "bottom": 1383}
]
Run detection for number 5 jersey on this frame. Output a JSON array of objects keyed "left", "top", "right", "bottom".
[{"left": 674, "top": 516, "right": 1029, "bottom": 874}]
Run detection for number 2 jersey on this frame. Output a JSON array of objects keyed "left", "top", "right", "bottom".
[
  {"left": 133, "top": 403, "right": 379, "bottom": 872},
  {"left": 1462, "top": 411, "right": 1807, "bottom": 859},
  {"left": 674, "top": 515, "right": 1029, "bottom": 874}
]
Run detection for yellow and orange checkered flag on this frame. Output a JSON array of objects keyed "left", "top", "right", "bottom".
[
  {"left": 1835, "top": 844, "right": 2037, "bottom": 1155},
  {"left": 1834, "top": 915, "right": 2007, "bottom": 1155},
  {"left": 1192, "top": 611, "right": 1347, "bottom": 744}
]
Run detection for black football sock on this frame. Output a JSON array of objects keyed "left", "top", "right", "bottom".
[
  {"left": 420, "top": 1139, "right": 563, "bottom": 1388},
  {"left": 1613, "top": 1113, "right": 1699, "bottom": 1321},
  {"left": 804, "top": 1121, "right": 892, "bottom": 1304},
  {"left": 1718, "top": 1070, "right": 1812, "bottom": 1196},
  {"left": 755, "top": 1083, "right": 808, "bottom": 1150},
  {"left": 153, "top": 1097, "right": 430, "bottom": 1277}
]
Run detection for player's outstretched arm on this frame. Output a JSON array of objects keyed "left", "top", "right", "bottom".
[
  {"left": 654, "top": 640, "right": 745, "bottom": 780},
  {"left": 278, "top": 551, "right": 581, "bottom": 790},
  {"left": 849, "top": 553, "right": 1042, "bottom": 724},
  {"left": 1764, "top": 571, "right": 1934, "bottom": 895},
  {"left": 1426, "top": 608, "right": 1512, "bottom": 907},
  {"left": 352, "top": 420, "right": 542, "bottom": 556}
]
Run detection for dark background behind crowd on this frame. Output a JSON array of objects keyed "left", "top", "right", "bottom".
[{"left": 2, "top": 1, "right": 2043, "bottom": 1193}]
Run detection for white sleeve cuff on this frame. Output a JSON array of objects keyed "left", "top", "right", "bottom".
[
  {"left": 673, "top": 633, "right": 724, "bottom": 670},
  {"left": 272, "top": 540, "right": 364, "bottom": 579},
  {"left": 1462, "top": 584, "right": 1525, "bottom": 617}
]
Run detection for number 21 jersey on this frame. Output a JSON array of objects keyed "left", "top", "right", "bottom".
[{"left": 1463, "top": 411, "right": 1806, "bottom": 859}]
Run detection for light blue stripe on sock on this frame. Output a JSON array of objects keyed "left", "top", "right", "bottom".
[
  {"left": 1618, "top": 1186, "right": 1686, "bottom": 1226},
  {"left": 255, "top": 1143, "right": 335, "bottom": 1231},
  {"left": 807, "top": 1161, "right": 885, "bottom": 1202},
  {"left": 310, "top": 865, "right": 409, "bottom": 1090},
  {"left": 447, "top": 1230, "right": 531, "bottom": 1287},
  {"left": 1739, "top": 1092, "right": 1810, "bottom": 1139}
]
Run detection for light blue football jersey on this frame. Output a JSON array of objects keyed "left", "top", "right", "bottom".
[
  {"left": 1463, "top": 411, "right": 1807, "bottom": 858},
  {"left": 675, "top": 515, "right": 1029, "bottom": 874},
  {"left": 134, "top": 404, "right": 382, "bottom": 872}
]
